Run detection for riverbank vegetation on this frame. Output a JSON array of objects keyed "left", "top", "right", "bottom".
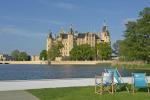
[
  {"left": 11, "top": 50, "right": 30, "bottom": 61},
  {"left": 43, "top": 42, "right": 112, "bottom": 61},
  {"left": 97, "top": 43, "right": 112, "bottom": 60},
  {"left": 47, "top": 42, "right": 63, "bottom": 60},
  {"left": 39, "top": 50, "right": 47, "bottom": 60},
  {"left": 70, "top": 44, "right": 96, "bottom": 60},
  {"left": 112, "top": 63, "right": 150, "bottom": 70},
  {"left": 28, "top": 86, "right": 150, "bottom": 100},
  {"left": 113, "top": 7, "right": 150, "bottom": 63}
]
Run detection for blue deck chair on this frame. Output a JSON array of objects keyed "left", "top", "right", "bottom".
[
  {"left": 132, "top": 73, "right": 149, "bottom": 93},
  {"left": 105, "top": 68, "right": 129, "bottom": 92},
  {"left": 95, "top": 72, "right": 114, "bottom": 94}
]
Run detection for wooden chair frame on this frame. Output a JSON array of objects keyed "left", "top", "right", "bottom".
[{"left": 95, "top": 72, "right": 114, "bottom": 95}]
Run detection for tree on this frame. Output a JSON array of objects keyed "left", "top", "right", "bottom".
[
  {"left": 11, "top": 50, "right": 30, "bottom": 61},
  {"left": 11, "top": 50, "right": 20, "bottom": 61},
  {"left": 18, "top": 52, "right": 28, "bottom": 61},
  {"left": 47, "top": 41, "right": 63, "bottom": 60},
  {"left": 97, "top": 43, "right": 112, "bottom": 60},
  {"left": 40, "top": 50, "right": 47, "bottom": 60},
  {"left": 119, "top": 7, "right": 150, "bottom": 62},
  {"left": 70, "top": 44, "right": 96, "bottom": 61}
]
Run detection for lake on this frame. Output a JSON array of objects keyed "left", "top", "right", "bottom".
[{"left": 0, "top": 64, "right": 150, "bottom": 80}]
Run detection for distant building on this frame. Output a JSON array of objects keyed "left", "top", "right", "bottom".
[
  {"left": 0, "top": 54, "right": 13, "bottom": 61},
  {"left": 31, "top": 55, "right": 40, "bottom": 61},
  {"left": 111, "top": 53, "right": 119, "bottom": 60},
  {"left": 0, "top": 54, "right": 3, "bottom": 61},
  {"left": 46, "top": 22, "right": 111, "bottom": 58}
]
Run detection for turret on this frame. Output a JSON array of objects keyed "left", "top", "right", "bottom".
[
  {"left": 68, "top": 24, "right": 74, "bottom": 56},
  {"left": 101, "top": 20, "right": 110, "bottom": 43},
  {"left": 46, "top": 30, "right": 53, "bottom": 51},
  {"left": 69, "top": 24, "right": 74, "bottom": 34}
]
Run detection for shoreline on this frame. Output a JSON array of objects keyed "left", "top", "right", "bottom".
[
  {"left": 0, "top": 61, "right": 112, "bottom": 65},
  {"left": 0, "top": 61, "right": 149, "bottom": 70}
]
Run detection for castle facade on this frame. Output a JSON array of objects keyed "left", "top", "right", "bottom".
[{"left": 46, "top": 24, "right": 110, "bottom": 57}]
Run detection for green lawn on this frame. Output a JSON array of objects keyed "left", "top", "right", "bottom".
[{"left": 28, "top": 86, "right": 150, "bottom": 100}]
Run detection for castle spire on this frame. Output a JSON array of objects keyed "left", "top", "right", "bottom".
[
  {"left": 59, "top": 27, "right": 65, "bottom": 34},
  {"left": 69, "top": 24, "right": 74, "bottom": 34},
  {"left": 48, "top": 29, "right": 52, "bottom": 38},
  {"left": 102, "top": 20, "right": 108, "bottom": 32},
  {"left": 103, "top": 20, "right": 107, "bottom": 26}
]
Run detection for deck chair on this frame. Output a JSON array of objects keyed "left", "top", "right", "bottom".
[
  {"left": 132, "top": 73, "right": 149, "bottom": 93},
  {"left": 95, "top": 72, "right": 114, "bottom": 94},
  {"left": 105, "top": 68, "right": 129, "bottom": 92}
]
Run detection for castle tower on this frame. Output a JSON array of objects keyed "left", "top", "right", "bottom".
[
  {"left": 59, "top": 27, "right": 65, "bottom": 36},
  {"left": 46, "top": 30, "right": 53, "bottom": 51},
  {"left": 67, "top": 24, "right": 74, "bottom": 56},
  {"left": 101, "top": 20, "right": 110, "bottom": 43}
]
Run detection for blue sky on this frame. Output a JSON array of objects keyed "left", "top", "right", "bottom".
[{"left": 0, "top": 0, "right": 149, "bottom": 55}]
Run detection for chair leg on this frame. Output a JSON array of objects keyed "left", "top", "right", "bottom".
[
  {"left": 95, "top": 76, "right": 97, "bottom": 94},
  {"left": 126, "top": 86, "right": 129, "bottom": 93},
  {"left": 112, "top": 84, "right": 114, "bottom": 94},
  {"left": 95, "top": 85, "right": 96, "bottom": 93},
  {"left": 100, "top": 84, "right": 103, "bottom": 95},
  {"left": 132, "top": 86, "right": 135, "bottom": 93}
]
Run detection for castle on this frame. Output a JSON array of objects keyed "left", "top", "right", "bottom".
[{"left": 46, "top": 23, "right": 110, "bottom": 58}]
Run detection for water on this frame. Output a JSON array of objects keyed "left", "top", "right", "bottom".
[{"left": 0, "top": 64, "right": 150, "bottom": 80}]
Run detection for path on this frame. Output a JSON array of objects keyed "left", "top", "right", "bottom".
[
  {"left": 0, "top": 90, "right": 39, "bottom": 100},
  {"left": 0, "top": 77, "right": 150, "bottom": 91}
]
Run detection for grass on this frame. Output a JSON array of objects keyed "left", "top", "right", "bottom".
[
  {"left": 112, "top": 63, "right": 150, "bottom": 70},
  {"left": 28, "top": 86, "right": 150, "bottom": 100}
]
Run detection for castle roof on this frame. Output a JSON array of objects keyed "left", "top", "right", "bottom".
[
  {"left": 77, "top": 33, "right": 85, "bottom": 38},
  {"left": 60, "top": 34, "right": 68, "bottom": 39}
]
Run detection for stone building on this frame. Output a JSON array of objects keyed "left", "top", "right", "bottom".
[
  {"left": 0, "top": 54, "right": 13, "bottom": 61},
  {"left": 46, "top": 23, "right": 110, "bottom": 58},
  {"left": 31, "top": 55, "right": 40, "bottom": 61}
]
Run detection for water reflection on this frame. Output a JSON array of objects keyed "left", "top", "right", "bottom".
[{"left": 0, "top": 64, "right": 150, "bottom": 80}]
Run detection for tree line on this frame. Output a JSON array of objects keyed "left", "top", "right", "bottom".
[
  {"left": 40, "top": 42, "right": 112, "bottom": 61},
  {"left": 113, "top": 7, "right": 150, "bottom": 63},
  {"left": 11, "top": 50, "right": 30, "bottom": 61}
]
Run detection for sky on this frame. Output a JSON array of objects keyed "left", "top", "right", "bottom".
[{"left": 0, "top": 0, "right": 149, "bottom": 55}]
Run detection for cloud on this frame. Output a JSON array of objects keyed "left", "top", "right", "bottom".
[
  {"left": 26, "top": 18, "right": 65, "bottom": 25},
  {"left": 54, "top": 2, "right": 78, "bottom": 10},
  {"left": 123, "top": 18, "right": 137, "bottom": 24},
  {"left": 0, "top": 15, "right": 65, "bottom": 26},
  {"left": 0, "top": 26, "right": 45, "bottom": 38},
  {"left": 37, "top": 0, "right": 78, "bottom": 10}
]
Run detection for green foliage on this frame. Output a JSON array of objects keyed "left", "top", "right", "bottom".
[
  {"left": 29, "top": 86, "right": 150, "bottom": 100},
  {"left": 47, "top": 41, "right": 63, "bottom": 61},
  {"left": 97, "top": 43, "right": 112, "bottom": 60},
  {"left": 70, "top": 44, "right": 96, "bottom": 61},
  {"left": 119, "top": 7, "right": 150, "bottom": 62},
  {"left": 11, "top": 50, "right": 29, "bottom": 61},
  {"left": 11, "top": 50, "right": 20, "bottom": 61},
  {"left": 18, "top": 52, "right": 29, "bottom": 61},
  {"left": 40, "top": 50, "right": 47, "bottom": 60}
]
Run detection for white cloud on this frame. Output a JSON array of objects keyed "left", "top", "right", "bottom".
[
  {"left": 54, "top": 2, "right": 78, "bottom": 10},
  {"left": 0, "top": 15, "right": 65, "bottom": 26},
  {"left": 123, "top": 18, "right": 137, "bottom": 24},
  {"left": 26, "top": 18, "right": 65, "bottom": 25},
  {"left": 37, "top": 0, "right": 78, "bottom": 10},
  {"left": 0, "top": 26, "right": 45, "bottom": 38}
]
